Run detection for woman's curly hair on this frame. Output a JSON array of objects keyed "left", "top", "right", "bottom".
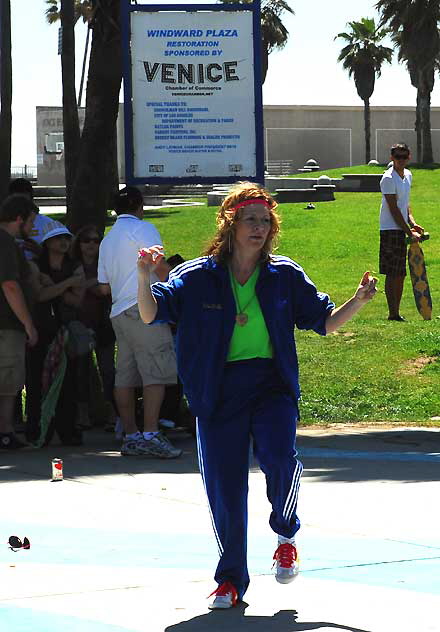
[{"left": 204, "top": 182, "right": 280, "bottom": 264}]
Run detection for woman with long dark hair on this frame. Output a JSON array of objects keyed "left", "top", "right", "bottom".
[
  {"left": 71, "top": 224, "right": 118, "bottom": 431},
  {"left": 27, "top": 221, "right": 85, "bottom": 445}
]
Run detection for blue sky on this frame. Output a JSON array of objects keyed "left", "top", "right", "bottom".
[{"left": 9, "top": 0, "right": 440, "bottom": 164}]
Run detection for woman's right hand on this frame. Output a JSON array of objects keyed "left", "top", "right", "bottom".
[{"left": 137, "top": 245, "right": 164, "bottom": 273}]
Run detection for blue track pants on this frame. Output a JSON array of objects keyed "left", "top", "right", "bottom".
[{"left": 196, "top": 359, "right": 303, "bottom": 599}]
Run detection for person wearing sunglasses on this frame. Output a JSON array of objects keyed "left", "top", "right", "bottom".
[
  {"left": 379, "top": 143, "right": 425, "bottom": 321},
  {"left": 25, "top": 221, "right": 85, "bottom": 446},
  {"left": 71, "top": 225, "right": 118, "bottom": 432}
]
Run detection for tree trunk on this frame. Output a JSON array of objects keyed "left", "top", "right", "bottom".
[
  {"left": 419, "top": 88, "right": 433, "bottom": 164},
  {"left": 415, "top": 92, "right": 422, "bottom": 165},
  {"left": 0, "top": 0, "right": 12, "bottom": 203},
  {"left": 363, "top": 98, "right": 371, "bottom": 164},
  {"left": 260, "top": 40, "right": 268, "bottom": 84},
  {"left": 78, "top": 25, "right": 91, "bottom": 107},
  {"left": 109, "top": 125, "right": 119, "bottom": 194},
  {"left": 68, "top": 0, "right": 122, "bottom": 232},
  {"left": 60, "top": 0, "right": 81, "bottom": 211}
]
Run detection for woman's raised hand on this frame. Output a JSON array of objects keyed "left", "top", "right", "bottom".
[
  {"left": 355, "top": 271, "right": 378, "bottom": 303},
  {"left": 137, "top": 245, "right": 164, "bottom": 272}
]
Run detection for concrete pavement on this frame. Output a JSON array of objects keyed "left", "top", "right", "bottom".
[{"left": 1, "top": 425, "right": 439, "bottom": 632}]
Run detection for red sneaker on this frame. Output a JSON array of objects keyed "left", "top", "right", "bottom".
[
  {"left": 208, "top": 581, "right": 238, "bottom": 609},
  {"left": 273, "top": 539, "right": 299, "bottom": 584}
]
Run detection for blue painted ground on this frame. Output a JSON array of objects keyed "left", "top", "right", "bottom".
[
  {"left": 300, "top": 448, "right": 440, "bottom": 463},
  {"left": 2, "top": 444, "right": 440, "bottom": 630},
  {"left": 0, "top": 608, "right": 135, "bottom": 632},
  {"left": 2, "top": 521, "right": 439, "bottom": 595},
  {"left": 2, "top": 523, "right": 439, "bottom": 631}
]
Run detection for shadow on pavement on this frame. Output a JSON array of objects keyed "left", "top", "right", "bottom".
[
  {"left": 165, "top": 606, "right": 371, "bottom": 632},
  {"left": 298, "top": 429, "right": 440, "bottom": 483},
  {"left": 1, "top": 428, "right": 439, "bottom": 484}
]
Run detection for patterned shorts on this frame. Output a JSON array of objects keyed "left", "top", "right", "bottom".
[{"left": 379, "top": 230, "right": 407, "bottom": 277}]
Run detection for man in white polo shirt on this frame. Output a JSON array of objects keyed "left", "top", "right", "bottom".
[
  {"left": 379, "top": 143, "right": 425, "bottom": 321},
  {"left": 98, "top": 187, "right": 181, "bottom": 458}
]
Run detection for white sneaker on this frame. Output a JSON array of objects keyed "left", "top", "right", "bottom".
[
  {"left": 208, "top": 582, "right": 238, "bottom": 609},
  {"left": 120, "top": 435, "right": 141, "bottom": 456},
  {"left": 121, "top": 433, "right": 182, "bottom": 459},
  {"left": 273, "top": 536, "right": 299, "bottom": 584}
]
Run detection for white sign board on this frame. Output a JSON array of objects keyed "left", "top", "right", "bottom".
[{"left": 126, "top": 8, "right": 262, "bottom": 183}]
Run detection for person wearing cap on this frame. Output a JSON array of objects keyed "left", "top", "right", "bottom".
[
  {"left": 136, "top": 181, "right": 378, "bottom": 608},
  {"left": 25, "top": 220, "right": 86, "bottom": 445},
  {"left": 0, "top": 194, "right": 38, "bottom": 450}
]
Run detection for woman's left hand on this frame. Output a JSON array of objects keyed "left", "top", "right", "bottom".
[
  {"left": 355, "top": 271, "right": 378, "bottom": 303},
  {"left": 138, "top": 245, "right": 164, "bottom": 271}
]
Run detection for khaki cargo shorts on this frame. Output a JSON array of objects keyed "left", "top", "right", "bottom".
[
  {"left": 111, "top": 305, "right": 177, "bottom": 388},
  {"left": 0, "top": 329, "right": 26, "bottom": 395}
]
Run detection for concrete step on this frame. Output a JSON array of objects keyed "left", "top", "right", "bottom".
[{"left": 35, "top": 196, "right": 66, "bottom": 206}]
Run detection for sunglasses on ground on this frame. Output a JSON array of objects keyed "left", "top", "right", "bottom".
[
  {"left": 8, "top": 536, "right": 30, "bottom": 551},
  {"left": 80, "top": 237, "right": 101, "bottom": 244}
]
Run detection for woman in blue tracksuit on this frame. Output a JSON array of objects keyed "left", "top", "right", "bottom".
[{"left": 137, "top": 182, "right": 377, "bottom": 609}]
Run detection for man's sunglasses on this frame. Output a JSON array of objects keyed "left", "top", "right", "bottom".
[
  {"left": 8, "top": 536, "right": 30, "bottom": 551},
  {"left": 80, "top": 237, "right": 101, "bottom": 244},
  {"left": 394, "top": 153, "right": 409, "bottom": 160}
]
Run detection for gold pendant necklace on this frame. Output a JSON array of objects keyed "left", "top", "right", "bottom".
[
  {"left": 236, "top": 312, "right": 248, "bottom": 326},
  {"left": 229, "top": 267, "right": 256, "bottom": 327}
]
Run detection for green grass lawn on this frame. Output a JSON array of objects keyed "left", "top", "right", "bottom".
[{"left": 143, "top": 165, "right": 440, "bottom": 426}]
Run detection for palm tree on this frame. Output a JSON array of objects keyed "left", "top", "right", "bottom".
[
  {"left": 335, "top": 17, "right": 393, "bottom": 163},
  {"left": 0, "top": 0, "right": 12, "bottom": 202},
  {"left": 68, "top": 0, "right": 122, "bottom": 231},
  {"left": 389, "top": 30, "right": 422, "bottom": 163},
  {"left": 376, "top": 0, "right": 440, "bottom": 164},
  {"left": 45, "top": 0, "right": 93, "bottom": 209},
  {"left": 219, "top": 0, "right": 294, "bottom": 83},
  {"left": 45, "top": 0, "right": 93, "bottom": 105}
]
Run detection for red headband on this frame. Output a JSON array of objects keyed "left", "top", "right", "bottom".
[{"left": 229, "top": 199, "right": 272, "bottom": 213}]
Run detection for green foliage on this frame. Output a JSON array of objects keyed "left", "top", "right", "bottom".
[
  {"left": 45, "top": 0, "right": 93, "bottom": 25},
  {"left": 335, "top": 17, "right": 393, "bottom": 101},
  {"left": 219, "top": 0, "right": 294, "bottom": 52},
  {"left": 376, "top": 0, "right": 440, "bottom": 73},
  {"left": 137, "top": 165, "right": 440, "bottom": 425},
  {"left": 376, "top": 0, "right": 440, "bottom": 163}
]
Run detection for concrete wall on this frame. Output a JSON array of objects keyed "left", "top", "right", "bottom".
[
  {"left": 36, "top": 106, "right": 86, "bottom": 186},
  {"left": 36, "top": 104, "right": 440, "bottom": 184},
  {"left": 263, "top": 105, "right": 440, "bottom": 170},
  {"left": 36, "top": 105, "right": 124, "bottom": 186}
]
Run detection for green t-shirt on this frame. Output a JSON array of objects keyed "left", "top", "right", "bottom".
[{"left": 227, "top": 266, "right": 273, "bottom": 362}]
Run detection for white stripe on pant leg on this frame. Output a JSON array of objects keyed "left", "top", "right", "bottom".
[
  {"left": 196, "top": 420, "right": 224, "bottom": 555},
  {"left": 282, "top": 460, "right": 303, "bottom": 521},
  {"left": 282, "top": 459, "right": 301, "bottom": 519},
  {"left": 285, "top": 461, "right": 303, "bottom": 522}
]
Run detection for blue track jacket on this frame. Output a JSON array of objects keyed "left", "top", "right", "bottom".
[{"left": 151, "top": 255, "right": 335, "bottom": 420}]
